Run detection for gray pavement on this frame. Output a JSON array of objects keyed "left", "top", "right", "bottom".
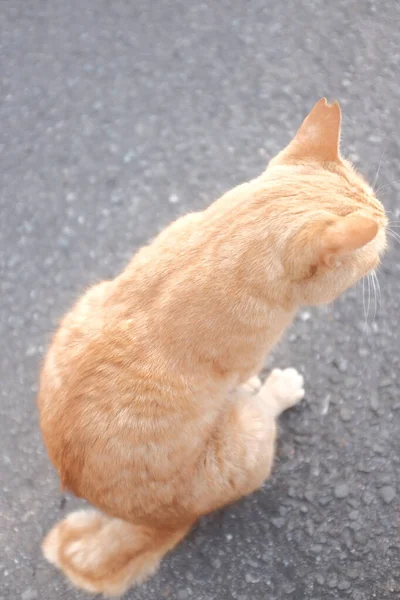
[{"left": 1, "top": 1, "right": 399, "bottom": 599}]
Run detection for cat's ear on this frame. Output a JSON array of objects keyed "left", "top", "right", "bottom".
[
  {"left": 319, "top": 212, "right": 378, "bottom": 267},
  {"left": 273, "top": 98, "right": 342, "bottom": 164}
]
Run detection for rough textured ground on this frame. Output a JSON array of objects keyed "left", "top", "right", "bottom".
[{"left": 1, "top": 1, "right": 399, "bottom": 599}]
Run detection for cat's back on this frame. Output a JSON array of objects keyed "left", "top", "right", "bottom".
[
  {"left": 36, "top": 268, "right": 197, "bottom": 504},
  {"left": 37, "top": 278, "right": 143, "bottom": 456},
  {"left": 37, "top": 210, "right": 233, "bottom": 512}
]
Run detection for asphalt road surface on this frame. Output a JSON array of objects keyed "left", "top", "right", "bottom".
[{"left": 1, "top": 1, "right": 399, "bottom": 599}]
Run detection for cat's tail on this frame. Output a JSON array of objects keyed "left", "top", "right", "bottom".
[{"left": 42, "top": 510, "right": 192, "bottom": 597}]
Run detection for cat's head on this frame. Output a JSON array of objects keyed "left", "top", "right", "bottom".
[{"left": 265, "top": 98, "right": 387, "bottom": 306}]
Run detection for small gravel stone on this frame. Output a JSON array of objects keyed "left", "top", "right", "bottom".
[
  {"left": 123, "top": 150, "right": 135, "bottom": 163},
  {"left": 354, "top": 530, "right": 369, "bottom": 544},
  {"left": 347, "top": 497, "right": 358, "bottom": 508},
  {"left": 358, "top": 462, "right": 373, "bottom": 473},
  {"left": 261, "top": 552, "right": 271, "bottom": 563},
  {"left": 177, "top": 589, "right": 189, "bottom": 600},
  {"left": 327, "top": 573, "right": 338, "bottom": 588},
  {"left": 343, "top": 528, "right": 353, "bottom": 549},
  {"left": 334, "top": 483, "right": 350, "bottom": 499},
  {"left": 306, "top": 519, "right": 315, "bottom": 536},
  {"left": 334, "top": 357, "right": 348, "bottom": 372},
  {"left": 363, "top": 490, "right": 375, "bottom": 505},
  {"left": 328, "top": 371, "right": 342, "bottom": 383},
  {"left": 304, "top": 490, "right": 315, "bottom": 503},
  {"left": 246, "top": 558, "right": 259, "bottom": 569},
  {"left": 212, "top": 558, "right": 222, "bottom": 569},
  {"left": 340, "top": 406, "right": 352, "bottom": 422},
  {"left": 378, "top": 378, "right": 393, "bottom": 389},
  {"left": 377, "top": 474, "right": 393, "bottom": 486},
  {"left": 369, "top": 133, "right": 382, "bottom": 143},
  {"left": 300, "top": 311, "right": 311, "bottom": 321},
  {"left": 318, "top": 495, "right": 331, "bottom": 506},
  {"left": 348, "top": 567, "right": 361, "bottom": 580},
  {"left": 315, "top": 574, "right": 325, "bottom": 585},
  {"left": 338, "top": 579, "right": 352, "bottom": 591},
  {"left": 380, "top": 486, "right": 396, "bottom": 504},
  {"left": 245, "top": 572, "right": 261, "bottom": 583},
  {"left": 371, "top": 444, "right": 385, "bottom": 454},
  {"left": 25, "top": 345, "right": 37, "bottom": 357},
  {"left": 369, "top": 392, "right": 380, "bottom": 413},
  {"left": 344, "top": 376, "right": 358, "bottom": 388},
  {"left": 349, "top": 510, "right": 359, "bottom": 520},
  {"left": 271, "top": 517, "right": 285, "bottom": 529}
]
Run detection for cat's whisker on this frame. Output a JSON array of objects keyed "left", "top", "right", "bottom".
[
  {"left": 369, "top": 273, "right": 377, "bottom": 323},
  {"left": 372, "top": 151, "right": 385, "bottom": 191},
  {"left": 362, "top": 277, "right": 368, "bottom": 332},
  {"left": 388, "top": 229, "right": 400, "bottom": 243},
  {"left": 367, "top": 273, "right": 371, "bottom": 323},
  {"left": 362, "top": 274, "right": 373, "bottom": 335},
  {"left": 367, "top": 273, "right": 373, "bottom": 322},
  {"left": 376, "top": 179, "right": 400, "bottom": 195},
  {"left": 373, "top": 274, "right": 378, "bottom": 318},
  {"left": 372, "top": 270, "right": 382, "bottom": 308}
]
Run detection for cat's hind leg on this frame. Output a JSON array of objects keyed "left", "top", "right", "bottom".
[{"left": 188, "top": 368, "right": 304, "bottom": 515}]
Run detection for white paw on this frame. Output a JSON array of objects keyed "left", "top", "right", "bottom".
[
  {"left": 242, "top": 376, "right": 262, "bottom": 394},
  {"left": 262, "top": 368, "right": 305, "bottom": 415}
]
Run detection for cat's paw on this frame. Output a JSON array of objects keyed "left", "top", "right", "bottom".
[
  {"left": 262, "top": 368, "right": 305, "bottom": 416},
  {"left": 242, "top": 376, "right": 262, "bottom": 394}
]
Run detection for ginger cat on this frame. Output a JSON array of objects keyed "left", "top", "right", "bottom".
[{"left": 38, "top": 99, "right": 387, "bottom": 596}]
